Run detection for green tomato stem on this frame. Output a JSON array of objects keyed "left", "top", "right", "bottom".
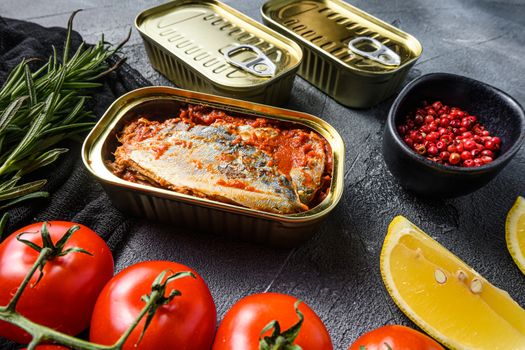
[
  {"left": 113, "top": 290, "right": 160, "bottom": 348},
  {"left": 0, "top": 246, "right": 186, "bottom": 350},
  {"left": 2, "top": 247, "right": 52, "bottom": 312},
  {"left": 0, "top": 286, "right": 160, "bottom": 350},
  {"left": 1, "top": 310, "right": 114, "bottom": 350},
  {"left": 259, "top": 301, "right": 304, "bottom": 350}
]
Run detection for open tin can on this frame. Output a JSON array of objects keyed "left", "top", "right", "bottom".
[
  {"left": 261, "top": 0, "right": 423, "bottom": 108},
  {"left": 135, "top": 0, "right": 303, "bottom": 106},
  {"left": 82, "top": 86, "right": 344, "bottom": 247}
]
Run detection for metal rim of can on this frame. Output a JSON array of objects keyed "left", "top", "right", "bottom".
[{"left": 82, "top": 86, "right": 345, "bottom": 223}]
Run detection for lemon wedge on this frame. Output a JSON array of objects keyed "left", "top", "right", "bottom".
[
  {"left": 381, "top": 216, "right": 525, "bottom": 350},
  {"left": 507, "top": 196, "right": 525, "bottom": 275}
]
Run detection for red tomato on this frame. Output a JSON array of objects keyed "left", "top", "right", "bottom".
[
  {"left": 90, "top": 260, "right": 216, "bottom": 350},
  {"left": 348, "top": 325, "right": 444, "bottom": 350},
  {"left": 213, "top": 293, "right": 333, "bottom": 350},
  {"left": 0, "top": 221, "right": 113, "bottom": 343},
  {"left": 22, "top": 346, "right": 69, "bottom": 350}
]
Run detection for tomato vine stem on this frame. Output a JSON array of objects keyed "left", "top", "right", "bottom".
[
  {"left": 112, "top": 289, "right": 160, "bottom": 348},
  {"left": 0, "top": 247, "right": 192, "bottom": 349},
  {"left": 2, "top": 247, "right": 52, "bottom": 312},
  {"left": 259, "top": 300, "right": 304, "bottom": 350}
]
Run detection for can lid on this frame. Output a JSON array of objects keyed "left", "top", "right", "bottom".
[
  {"left": 262, "top": 0, "right": 422, "bottom": 74},
  {"left": 136, "top": 0, "right": 301, "bottom": 89}
]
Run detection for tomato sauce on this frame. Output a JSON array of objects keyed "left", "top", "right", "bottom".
[
  {"left": 216, "top": 179, "right": 259, "bottom": 193},
  {"left": 114, "top": 104, "right": 333, "bottom": 209}
]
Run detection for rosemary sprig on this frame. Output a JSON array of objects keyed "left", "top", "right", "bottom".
[{"left": 0, "top": 11, "right": 129, "bottom": 212}]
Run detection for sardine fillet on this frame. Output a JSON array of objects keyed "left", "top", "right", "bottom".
[{"left": 112, "top": 113, "right": 328, "bottom": 214}]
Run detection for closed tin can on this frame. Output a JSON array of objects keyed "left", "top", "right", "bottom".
[
  {"left": 261, "top": 0, "right": 423, "bottom": 108},
  {"left": 135, "top": 0, "right": 303, "bottom": 106},
  {"left": 82, "top": 86, "right": 344, "bottom": 247}
]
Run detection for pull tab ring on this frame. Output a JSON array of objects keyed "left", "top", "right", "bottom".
[
  {"left": 223, "top": 45, "right": 276, "bottom": 78},
  {"left": 348, "top": 37, "right": 401, "bottom": 67}
]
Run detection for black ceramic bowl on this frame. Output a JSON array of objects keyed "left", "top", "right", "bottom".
[{"left": 383, "top": 73, "right": 525, "bottom": 197}]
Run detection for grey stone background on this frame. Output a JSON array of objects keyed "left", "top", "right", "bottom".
[{"left": 1, "top": 0, "right": 524, "bottom": 348}]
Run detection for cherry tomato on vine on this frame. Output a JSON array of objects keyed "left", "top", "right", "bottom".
[
  {"left": 0, "top": 221, "right": 113, "bottom": 343},
  {"left": 213, "top": 292, "right": 333, "bottom": 350},
  {"left": 90, "top": 260, "right": 216, "bottom": 350},
  {"left": 348, "top": 325, "right": 444, "bottom": 350}
]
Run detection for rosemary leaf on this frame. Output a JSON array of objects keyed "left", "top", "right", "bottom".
[
  {"left": 17, "top": 148, "right": 69, "bottom": 176},
  {"left": 0, "top": 10, "right": 128, "bottom": 210},
  {"left": 0, "top": 180, "right": 47, "bottom": 201},
  {"left": 0, "top": 212, "right": 9, "bottom": 240},
  {"left": 24, "top": 65, "right": 37, "bottom": 107},
  {"left": 0, "top": 177, "right": 19, "bottom": 191},
  {"left": 0, "top": 191, "right": 49, "bottom": 211}
]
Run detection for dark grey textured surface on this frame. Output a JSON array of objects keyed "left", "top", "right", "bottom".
[{"left": 1, "top": 0, "right": 525, "bottom": 349}]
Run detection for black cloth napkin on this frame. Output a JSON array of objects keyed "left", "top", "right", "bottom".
[{"left": 0, "top": 16, "right": 150, "bottom": 349}]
